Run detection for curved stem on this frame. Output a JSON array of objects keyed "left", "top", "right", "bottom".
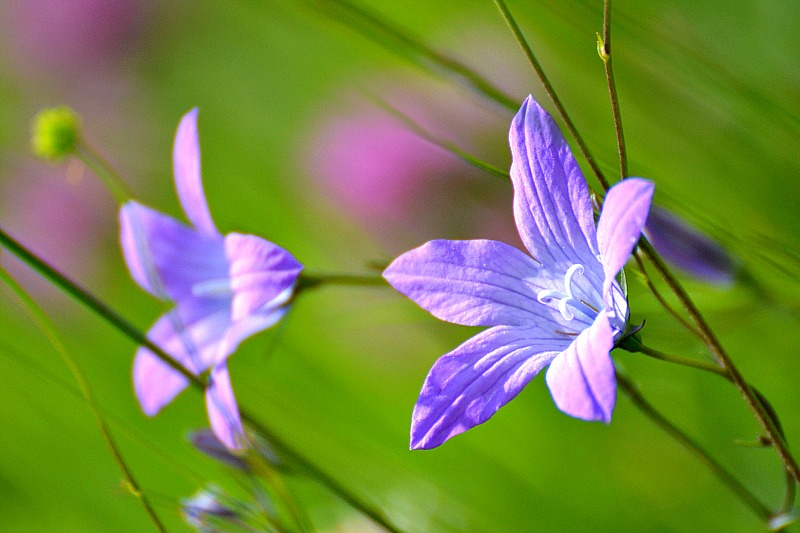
[
  {"left": 0, "top": 227, "right": 406, "bottom": 533},
  {"left": 599, "top": 0, "right": 627, "bottom": 180},
  {"left": 636, "top": 342, "right": 796, "bottom": 514},
  {"left": 298, "top": 0, "right": 518, "bottom": 110},
  {"left": 493, "top": 0, "right": 610, "bottom": 190},
  {"left": 632, "top": 252, "right": 702, "bottom": 337},
  {"left": 599, "top": 0, "right": 800, "bottom": 496},
  {"left": 0, "top": 266, "right": 166, "bottom": 532},
  {"left": 366, "top": 94, "right": 509, "bottom": 180},
  {"left": 74, "top": 142, "right": 132, "bottom": 204},
  {"left": 640, "top": 239, "right": 800, "bottom": 486},
  {"left": 616, "top": 371, "right": 772, "bottom": 521}
]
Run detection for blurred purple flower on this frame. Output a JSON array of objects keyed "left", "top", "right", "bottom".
[
  {"left": 120, "top": 109, "right": 303, "bottom": 449},
  {"left": 644, "top": 206, "right": 738, "bottom": 285},
  {"left": 181, "top": 488, "right": 239, "bottom": 530},
  {"left": 384, "top": 96, "right": 654, "bottom": 449}
]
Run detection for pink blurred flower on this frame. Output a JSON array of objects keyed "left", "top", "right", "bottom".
[
  {"left": 304, "top": 87, "right": 520, "bottom": 251},
  {"left": 0, "top": 162, "right": 116, "bottom": 307},
  {"left": 1, "top": 0, "right": 150, "bottom": 76}
]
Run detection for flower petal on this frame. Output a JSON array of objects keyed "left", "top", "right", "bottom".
[
  {"left": 509, "top": 95, "right": 599, "bottom": 269},
  {"left": 205, "top": 365, "right": 245, "bottom": 450},
  {"left": 643, "top": 206, "right": 737, "bottom": 285},
  {"left": 384, "top": 239, "right": 566, "bottom": 327},
  {"left": 120, "top": 201, "right": 228, "bottom": 302},
  {"left": 174, "top": 108, "right": 218, "bottom": 236},
  {"left": 410, "top": 325, "right": 568, "bottom": 449},
  {"left": 224, "top": 233, "right": 303, "bottom": 321},
  {"left": 596, "top": 177, "right": 655, "bottom": 297},
  {"left": 133, "top": 298, "right": 231, "bottom": 415},
  {"left": 213, "top": 308, "right": 288, "bottom": 367},
  {"left": 545, "top": 311, "right": 616, "bottom": 423}
]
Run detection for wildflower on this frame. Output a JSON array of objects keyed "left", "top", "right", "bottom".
[
  {"left": 120, "top": 109, "right": 302, "bottom": 448},
  {"left": 384, "top": 96, "right": 654, "bottom": 449},
  {"left": 644, "top": 205, "right": 738, "bottom": 286}
]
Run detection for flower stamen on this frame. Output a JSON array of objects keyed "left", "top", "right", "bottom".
[{"left": 537, "top": 263, "right": 597, "bottom": 322}]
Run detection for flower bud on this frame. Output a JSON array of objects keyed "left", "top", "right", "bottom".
[
  {"left": 643, "top": 206, "right": 738, "bottom": 286},
  {"left": 181, "top": 487, "right": 239, "bottom": 529},
  {"left": 31, "top": 106, "right": 81, "bottom": 161},
  {"left": 188, "top": 429, "right": 249, "bottom": 471}
]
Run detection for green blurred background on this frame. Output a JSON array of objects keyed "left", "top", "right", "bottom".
[{"left": 1, "top": 0, "right": 799, "bottom": 531}]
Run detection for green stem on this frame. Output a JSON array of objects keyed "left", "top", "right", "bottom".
[
  {"left": 0, "top": 227, "right": 405, "bottom": 533},
  {"left": 599, "top": 0, "right": 627, "bottom": 180},
  {"left": 0, "top": 228, "right": 203, "bottom": 385},
  {"left": 637, "top": 345, "right": 727, "bottom": 378},
  {"left": 616, "top": 372, "right": 772, "bottom": 521},
  {"left": 635, "top": 344, "right": 790, "bottom": 446},
  {"left": 74, "top": 142, "right": 132, "bottom": 204},
  {"left": 0, "top": 266, "right": 166, "bottom": 532},
  {"left": 600, "top": 0, "right": 798, "bottom": 505},
  {"left": 367, "top": 95, "right": 509, "bottom": 180},
  {"left": 640, "top": 239, "right": 800, "bottom": 487},
  {"left": 297, "top": 271, "right": 386, "bottom": 292},
  {"left": 493, "top": 0, "right": 610, "bottom": 190},
  {"left": 298, "top": 0, "right": 518, "bottom": 110},
  {"left": 632, "top": 252, "right": 701, "bottom": 336}
]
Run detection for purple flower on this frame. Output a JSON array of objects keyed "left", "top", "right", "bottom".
[
  {"left": 120, "top": 109, "right": 302, "bottom": 449},
  {"left": 384, "top": 96, "right": 654, "bottom": 449},
  {"left": 644, "top": 206, "right": 738, "bottom": 286}
]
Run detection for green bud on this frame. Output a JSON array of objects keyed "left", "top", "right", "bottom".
[{"left": 31, "top": 106, "right": 81, "bottom": 161}]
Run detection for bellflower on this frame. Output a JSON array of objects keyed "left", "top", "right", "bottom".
[
  {"left": 384, "top": 96, "right": 654, "bottom": 449},
  {"left": 120, "top": 109, "right": 302, "bottom": 449}
]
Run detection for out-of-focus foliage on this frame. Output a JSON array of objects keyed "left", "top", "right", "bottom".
[{"left": 0, "top": 0, "right": 799, "bottom": 531}]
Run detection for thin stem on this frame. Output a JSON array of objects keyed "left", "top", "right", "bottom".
[
  {"left": 600, "top": 0, "right": 799, "bottom": 502},
  {"left": 0, "top": 227, "right": 405, "bottom": 533},
  {"left": 632, "top": 252, "right": 701, "bottom": 337},
  {"left": 637, "top": 345, "right": 727, "bottom": 378},
  {"left": 367, "top": 95, "right": 509, "bottom": 180},
  {"left": 298, "top": 0, "right": 518, "bottom": 110},
  {"left": 599, "top": 0, "right": 627, "bottom": 180},
  {"left": 616, "top": 371, "right": 772, "bottom": 521},
  {"left": 74, "top": 142, "right": 132, "bottom": 204},
  {"left": 297, "top": 272, "right": 386, "bottom": 292},
  {"left": 0, "top": 228, "right": 203, "bottom": 385},
  {"left": 639, "top": 239, "right": 800, "bottom": 486},
  {"left": 493, "top": 0, "right": 610, "bottom": 190},
  {"left": 636, "top": 341, "right": 796, "bottom": 514},
  {"left": 0, "top": 266, "right": 166, "bottom": 532}
]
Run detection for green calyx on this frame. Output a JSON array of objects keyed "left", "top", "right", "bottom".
[{"left": 616, "top": 320, "right": 645, "bottom": 352}]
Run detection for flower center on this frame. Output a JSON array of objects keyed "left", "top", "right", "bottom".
[{"left": 537, "top": 264, "right": 598, "bottom": 322}]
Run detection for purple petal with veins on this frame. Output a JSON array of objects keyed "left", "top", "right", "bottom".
[{"left": 386, "top": 95, "right": 654, "bottom": 448}]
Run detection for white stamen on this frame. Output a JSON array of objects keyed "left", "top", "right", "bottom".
[
  {"left": 563, "top": 264, "right": 584, "bottom": 298},
  {"left": 536, "top": 263, "right": 597, "bottom": 322},
  {"left": 558, "top": 297, "right": 574, "bottom": 321},
  {"left": 537, "top": 289, "right": 562, "bottom": 304}
]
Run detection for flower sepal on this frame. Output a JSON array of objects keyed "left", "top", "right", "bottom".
[{"left": 616, "top": 320, "right": 645, "bottom": 352}]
